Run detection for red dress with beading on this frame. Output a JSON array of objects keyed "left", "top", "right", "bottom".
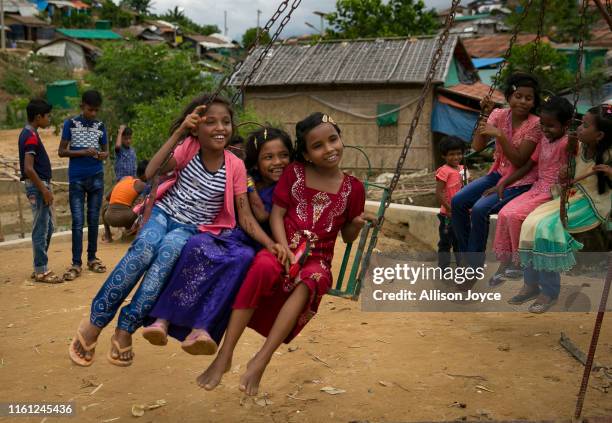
[{"left": 233, "top": 162, "right": 365, "bottom": 343}]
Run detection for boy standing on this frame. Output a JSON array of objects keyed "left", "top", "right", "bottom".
[
  {"left": 114, "top": 125, "right": 136, "bottom": 182},
  {"left": 59, "top": 90, "right": 109, "bottom": 280},
  {"left": 435, "top": 136, "right": 468, "bottom": 270},
  {"left": 19, "top": 99, "right": 62, "bottom": 283}
]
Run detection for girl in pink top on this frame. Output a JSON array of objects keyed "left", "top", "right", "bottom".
[
  {"left": 491, "top": 96, "right": 574, "bottom": 285},
  {"left": 68, "top": 94, "right": 289, "bottom": 368},
  {"left": 450, "top": 73, "right": 543, "bottom": 275}
]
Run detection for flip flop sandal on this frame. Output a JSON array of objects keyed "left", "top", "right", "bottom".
[
  {"left": 488, "top": 272, "right": 506, "bottom": 287},
  {"left": 528, "top": 298, "right": 558, "bottom": 314},
  {"left": 68, "top": 329, "right": 97, "bottom": 367},
  {"left": 63, "top": 266, "right": 82, "bottom": 281},
  {"left": 507, "top": 289, "right": 540, "bottom": 305},
  {"left": 34, "top": 271, "right": 63, "bottom": 284},
  {"left": 181, "top": 332, "right": 218, "bottom": 356},
  {"left": 107, "top": 336, "right": 134, "bottom": 367},
  {"left": 88, "top": 259, "right": 107, "bottom": 274},
  {"left": 142, "top": 323, "right": 168, "bottom": 346}
]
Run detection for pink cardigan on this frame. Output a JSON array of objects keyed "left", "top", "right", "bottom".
[{"left": 138, "top": 136, "right": 247, "bottom": 234}]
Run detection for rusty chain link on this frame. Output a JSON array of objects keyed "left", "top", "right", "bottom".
[
  {"left": 561, "top": 0, "right": 588, "bottom": 228},
  {"left": 530, "top": 0, "right": 546, "bottom": 72}
]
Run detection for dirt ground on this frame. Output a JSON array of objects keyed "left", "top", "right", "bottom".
[
  {"left": 0, "top": 127, "right": 67, "bottom": 168},
  {"left": 0, "top": 235, "right": 611, "bottom": 423}
]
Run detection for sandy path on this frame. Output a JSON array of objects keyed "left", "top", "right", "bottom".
[{"left": 0, "top": 238, "right": 610, "bottom": 423}]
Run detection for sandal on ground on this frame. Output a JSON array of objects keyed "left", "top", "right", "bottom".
[
  {"left": 181, "top": 332, "right": 218, "bottom": 356},
  {"left": 68, "top": 329, "right": 97, "bottom": 367},
  {"left": 528, "top": 297, "right": 558, "bottom": 314},
  {"left": 34, "top": 271, "right": 63, "bottom": 284},
  {"left": 88, "top": 259, "right": 107, "bottom": 273},
  {"left": 63, "top": 266, "right": 82, "bottom": 281},
  {"left": 488, "top": 272, "right": 506, "bottom": 287},
  {"left": 107, "top": 336, "right": 134, "bottom": 367},
  {"left": 142, "top": 323, "right": 168, "bottom": 346},
  {"left": 507, "top": 288, "right": 540, "bottom": 305}
]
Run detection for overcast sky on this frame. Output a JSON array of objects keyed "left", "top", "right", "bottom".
[{"left": 150, "top": 0, "right": 451, "bottom": 41}]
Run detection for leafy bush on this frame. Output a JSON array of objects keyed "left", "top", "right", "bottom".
[
  {"left": 87, "top": 41, "right": 206, "bottom": 130},
  {"left": 4, "top": 97, "right": 29, "bottom": 128},
  {"left": 1, "top": 69, "right": 32, "bottom": 96},
  {"left": 497, "top": 43, "right": 573, "bottom": 94}
]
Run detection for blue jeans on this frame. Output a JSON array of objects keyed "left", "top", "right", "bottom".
[
  {"left": 69, "top": 173, "right": 104, "bottom": 266},
  {"left": 25, "top": 180, "right": 53, "bottom": 273},
  {"left": 451, "top": 172, "right": 531, "bottom": 253},
  {"left": 90, "top": 207, "right": 198, "bottom": 333},
  {"left": 524, "top": 265, "right": 560, "bottom": 299}
]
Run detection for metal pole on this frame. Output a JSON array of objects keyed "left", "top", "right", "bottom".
[
  {"left": 224, "top": 10, "right": 228, "bottom": 37},
  {"left": 256, "top": 9, "right": 261, "bottom": 41},
  {"left": 1, "top": 0, "right": 6, "bottom": 51}
]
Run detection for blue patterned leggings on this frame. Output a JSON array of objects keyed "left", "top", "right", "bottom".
[{"left": 90, "top": 207, "right": 198, "bottom": 333}]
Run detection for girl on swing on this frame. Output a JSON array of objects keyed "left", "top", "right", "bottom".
[
  {"left": 492, "top": 96, "right": 574, "bottom": 284},
  {"left": 197, "top": 112, "right": 370, "bottom": 396},
  {"left": 451, "top": 72, "right": 543, "bottom": 275},
  {"left": 512, "top": 104, "right": 612, "bottom": 313},
  {"left": 142, "top": 127, "right": 294, "bottom": 354},
  {"left": 68, "top": 94, "right": 289, "bottom": 367}
]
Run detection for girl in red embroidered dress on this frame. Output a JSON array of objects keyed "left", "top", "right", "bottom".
[{"left": 196, "top": 112, "right": 369, "bottom": 396}]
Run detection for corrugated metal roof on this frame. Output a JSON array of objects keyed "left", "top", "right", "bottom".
[
  {"left": 230, "top": 36, "right": 460, "bottom": 87},
  {"left": 56, "top": 28, "right": 123, "bottom": 40}
]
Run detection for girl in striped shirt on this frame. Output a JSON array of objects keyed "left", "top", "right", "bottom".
[{"left": 68, "top": 94, "right": 290, "bottom": 367}]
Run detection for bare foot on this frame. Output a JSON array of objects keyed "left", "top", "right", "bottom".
[
  {"left": 110, "top": 329, "right": 133, "bottom": 363},
  {"left": 73, "top": 321, "right": 102, "bottom": 362},
  {"left": 239, "top": 354, "right": 270, "bottom": 396},
  {"left": 101, "top": 234, "right": 113, "bottom": 244},
  {"left": 196, "top": 353, "right": 232, "bottom": 390}
]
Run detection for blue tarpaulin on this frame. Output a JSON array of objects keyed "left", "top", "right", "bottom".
[
  {"left": 431, "top": 100, "right": 479, "bottom": 142},
  {"left": 472, "top": 57, "right": 504, "bottom": 69}
]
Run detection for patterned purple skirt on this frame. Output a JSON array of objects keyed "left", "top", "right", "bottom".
[{"left": 148, "top": 228, "right": 258, "bottom": 344}]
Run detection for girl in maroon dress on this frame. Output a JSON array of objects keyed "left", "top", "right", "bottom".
[{"left": 196, "top": 112, "right": 369, "bottom": 395}]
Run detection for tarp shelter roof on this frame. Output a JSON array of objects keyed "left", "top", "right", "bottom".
[
  {"left": 462, "top": 33, "right": 550, "bottom": 58},
  {"left": 4, "top": 13, "right": 50, "bottom": 27},
  {"left": 2, "top": 0, "right": 38, "bottom": 14},
  {"left": 47, "top": 0, "right": 76, "bottom": 7},
  {"left": 56, "top": 28, "right": 123, "bottom": 40},
  {"left": 231, "top": 36, "right": 467, "bottom": 87},
  {"left": 472, "top": 57, "right": 503, "bottom": 68},
  {"left": 71, "top": 0, "right": 90, "bottom": 9},
  {"left": 37, "top": 37, "right": 100, "bottom": 53},
  {"left": 454, "top": 13, "right": 492, "bottom": 22},
  {"left": 439, "top": 81, "right": 505, "bottom": 104}
]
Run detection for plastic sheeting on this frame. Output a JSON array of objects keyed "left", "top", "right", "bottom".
[{"left": 431, "top": 98, "right": 478, "bottom": 142}]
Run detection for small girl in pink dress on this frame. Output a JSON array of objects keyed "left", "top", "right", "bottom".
[
  {"left": 194, "top": 112, "right": 370, "bottom": 397},
  {"left": 491, "top": 96, "right": 574, "bottom": 285}
]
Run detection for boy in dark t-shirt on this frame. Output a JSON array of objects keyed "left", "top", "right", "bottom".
[
  {"left": 19, "top": 99, "right": 62, "bottom": 283},
  {"left": 58, "top": 90, "right": 109, "bottom": 281}
]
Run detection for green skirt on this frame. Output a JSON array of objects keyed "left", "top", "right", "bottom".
[{"left": 518, "top": 196, "right": 601, "bottom": 272}]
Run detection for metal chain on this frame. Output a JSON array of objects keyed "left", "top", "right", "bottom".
[
  {"left": 231, "top": 0, "right": 303, "bottom": 103},
  {"left": 530, "top": 0, "right": 546, "bottom": 72},
  {"left": 561, "top": 0, "right": 588, "bottom": 228},
  {"left": 381, "top": 0, "right": 462, "bottom": 213}
]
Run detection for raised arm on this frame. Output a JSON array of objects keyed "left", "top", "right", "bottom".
[{"left": 115, "top": 124, "right": 126, "bottom": 153}]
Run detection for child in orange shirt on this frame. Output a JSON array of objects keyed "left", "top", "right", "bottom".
[
  {"left": 435, "top": 136, "right": 468, "bottom": 269},
  {"left": 101, "top": 160, "right": 148, "bottom": 243}
]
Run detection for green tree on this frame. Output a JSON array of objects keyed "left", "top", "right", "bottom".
[
  {"left": 122, "top": 0, "right": 153, "bottom": 15},
  {"left": 505, "top": 0, "right": 598, "bottom": 43},
  {"left": 99, "top": 0, "right": 133, "bottom": 28},
  {"left": 326, "top": 0, "right": 439, "bottom": 39},
  {"left": 497, "top": 43, "right": 574, "bottom": 94},
  {"left": 241, "top": 27, "right": 271, "bottom": 48},
  {"left": 87, "top": 42, "right": 206, "bottom": 131}
]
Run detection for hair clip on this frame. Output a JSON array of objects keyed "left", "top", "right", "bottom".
[
  {"left": 511, "top": 84, "right": 517, "bottom": 91},
  {"left": 322, "top": 114, "right": 336, "bottom": 125},
  {"left": 253, "top": 138, "right": 258, "bottom": 149},
  {"left": 263, "top": 128, "right": 268, "bottom": 141}
]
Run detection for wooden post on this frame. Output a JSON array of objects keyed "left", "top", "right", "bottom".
[
  {"left": 0, "top": 214, "right": 4, "bottom": 242},
  {"left": 592, "top": 0, "right": 612, "bottom": 31},
  {"left": 15, "top": 181, "right": 25, "bottom": 238}
]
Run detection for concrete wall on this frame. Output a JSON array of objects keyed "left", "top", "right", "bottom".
[
  {"left": 244, "top": 85, "right": 436, "bottom": 172},
  {"left": 365, "top": 200, "right": 497, "bottom": 251}
]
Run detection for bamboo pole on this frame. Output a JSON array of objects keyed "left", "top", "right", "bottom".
[
  {"left": 592, "top": 0, "right": 612, "bottom": 31},
  {"left": 15, "top": 181, "right": 25, "bottom": 238}
]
